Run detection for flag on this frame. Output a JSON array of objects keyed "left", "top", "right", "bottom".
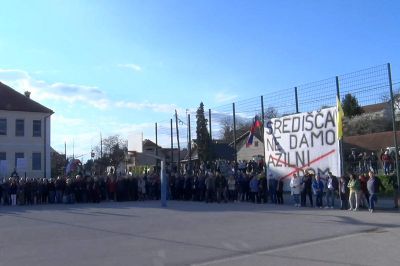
[
  {"left": 246, "top": 125, "right": 255, "bottom": 147},
  {"left": 337, "top": 96, "right": 344, "bottom": 140},
  {"left": 246, "top": 115, "right": 263, "bottom": 147},
  {"left": 254, "top": 115, "right": 262, "bottom": 128}
]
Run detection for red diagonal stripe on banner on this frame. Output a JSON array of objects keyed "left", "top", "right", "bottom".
[
  {"left": 270, "top": 155, "right": 303, "bottom": 172},
  {"left": 270, "top": 149, "right": 336, "bottom": 180}
]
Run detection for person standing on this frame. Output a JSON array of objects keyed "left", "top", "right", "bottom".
[
  {"left": 227, "top": 175, "right": 237, "bottom": 202},
  {"left": 290, "top": 174, "right": 301, "bottom": 207},
  {"left": 277, "top": 177, "right": 284, "bottom": 204},
  {"left": 249, "top": 174, "right": 259, "bottom": 203},
  {"left": 339, "top": 176, "right": 350, "bottom": 210},
  {"left": 205, "top": 172, "right": 215, "bottom": 203},
  {"left": 258, "top": 174, "right": 268, "bottom": 204},
  {"left": 301, "top": 172, "right": 314, "bottom": 207},
  {"left": 268, "top": 174, "right": 278, "bottom": 204},
  {"left": 367, "top": 171, "right": 380, "bottom": 212},
  {"left": 388, "top": 173, "right": 399, "bottom": 209},
  {"left": 347, "top": 174, "right": 361, "bottom": 211},
  {"left": 358, "top": 174, "right": 369, "bottom": 209},
  {"left": 312, "top": 174, "right": 324, "bottom": 208},
  {"left": 381, "top": 151, "right": 392, "bottom": 175},
  {"left": 369, "top": 152, "right": 378, "bottom": 173},
  {"left": 326, "top": 172, "right": 338, "bottom": 208},
  {"left": 10, "top": 178, "right": 17, "bottom": 206}
]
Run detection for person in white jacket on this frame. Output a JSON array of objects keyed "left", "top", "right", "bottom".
[{"left": 290, "top": 173, "right": 302, "bottom": 207}]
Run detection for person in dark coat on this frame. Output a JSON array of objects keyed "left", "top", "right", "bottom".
[
  {"left": 276, "top": 177, "right": 284, "bottom": 204},
  {"left": 301, "top": 172, "right": 314, "bottom": 207},
  {"left": 339, "top": 175, "right": 350, "bottom": 210},
  {"left": 10, "top": 178, "right": 18, "bottom": 206},
  {"left": 268, "top": 174, "right": 277, "bottom": 204}
]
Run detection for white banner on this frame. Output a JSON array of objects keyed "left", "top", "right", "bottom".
[{"left": 264, "top": 107, "right": 341, "bottom": 179}]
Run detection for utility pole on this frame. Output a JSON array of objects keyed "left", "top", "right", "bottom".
[
  {"left": 100, "top": 132, "right": 103, "bottom": 158},
  {"left": 170, "top": 119, "right": 174, "bottom": 171},
  {"left": 188, "top": 114, "right": 192, "bottom": 172},
  {"left": 175, "top": 110, "right": 181, "bottom": 173},
  {"left": 233, "top": 103, "right": 237, "bottom": 170}
]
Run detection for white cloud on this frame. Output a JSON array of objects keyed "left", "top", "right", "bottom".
[
  {"left": 0, "top": 68, "right": 109, "bottom": 109},
  {"left": 0, "top": 68, "right": 29, "bottom": 80},
  {"left": 117, "top": 63, "right": 142, "bottom": 72},
  {"left": 115, "top": 100, "right": 179, "bottom": 113},
  {"left": 0, "top": 68, "right": 186, "bottom": 114},
  {"left": 215, "top": 91, "right": 238, "bottom": 103}
]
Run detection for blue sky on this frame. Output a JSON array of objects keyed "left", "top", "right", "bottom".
[{"left": 1, "top": 0, "right": 399, "bottom": 161}]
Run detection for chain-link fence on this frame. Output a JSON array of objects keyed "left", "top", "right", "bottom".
[{"left": 150, "top": 63, "right": 399, "bottom": 177}]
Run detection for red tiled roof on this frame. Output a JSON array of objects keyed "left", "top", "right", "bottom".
[
  {"left": 344, "top": 131, "right": 400, "bottom": 152},
  {"left": 0, "top": 81, "right": 53, "bottom": 114},
  {"left": 362, "top": 102, "right": 388, "bottom": 114}
]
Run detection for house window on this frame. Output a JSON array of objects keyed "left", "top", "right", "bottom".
[
  {"left": 0, "top": 152, "right": 6, "bottom": 161},
  {"left": 254, "top": 141, "right": 259, "bottom": 147},
  {"left": 32, "top": 152, "right": 41, "bottom": 170},
  {"left": 0, "top": 118, "right": 6, "bottom": 135},
  {"left": 33, "top": 120, "right": 41, "bottom": 137},
  {"left": 16, "top": 119, "right": 24, "bottom": 136},
  {"left": 15, "top": 152, "right": 24, "bottom": 168}
]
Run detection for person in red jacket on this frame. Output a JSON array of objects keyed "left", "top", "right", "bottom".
[{"left": 381, "top": 150, "right": 392, "bottom": 175}]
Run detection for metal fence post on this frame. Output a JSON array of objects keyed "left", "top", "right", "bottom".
[
  {"left": 188, "top": 114, "right": 192, "bottom": 172},
  {"left": 233, "top": 103, "right": 237, "bottom": 169},
  {"left": 261, "top": 96, "right": 268, "bottom": 185},
  {"left": 155, "top": 123, "right": 158, "bottom": 157},
  {"left": 295, "top": 87, "right": 299, "bottom": 113},
  {"left": 170, "top": 119, "right": 174, "bottom": 171},
  {"left": 175, "top": 110, "right": 180, "bottom": 173},
  {"left": 209, "top": 109, "right": 212, "bottom": 140},
  {"left": 388, "top": 63, "right": 400, "bottom": 193}
]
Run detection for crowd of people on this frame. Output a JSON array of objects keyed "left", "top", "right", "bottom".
[
  {"left": 0, "top": 159, "right": 398, "bottom": 212},
  {"left": 289, "top": 170, "right": 394, "bottom": 213},
  {"left": 0, "top": 173, "right": 160, "bottom": 206},
  {"left": 0, "top": 160, "right": 279, "bottom": 207},
  {"left": 347, "top": 148, "right": 399, "bottom": 175}
]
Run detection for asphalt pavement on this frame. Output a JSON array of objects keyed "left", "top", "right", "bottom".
[{"left": 0, "top": 199, "right": 399, "bottom": 266}]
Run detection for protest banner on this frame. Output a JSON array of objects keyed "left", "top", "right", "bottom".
[{"left": 264, "top": 107, "right": 341, "bottom": 179}]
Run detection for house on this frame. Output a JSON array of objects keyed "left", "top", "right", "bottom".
[
  {"left": 233, "top": 131, "right": 264, "bottom": 162},
  {"left": 185, "top": 140, "right": 235, "bottom": 162},
  {"left": 129, "top": 139, "right": 165, "bottom": 166},
  {"left": 126, "top": 139, "right": 186, "bottom": 171},
  {"left": 0, "top": 82, "right": 53, "bottom": 179}
]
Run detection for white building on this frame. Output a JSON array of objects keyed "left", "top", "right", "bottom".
[{"left": 0, "top": 82, "right": 53, "bottom": 179}]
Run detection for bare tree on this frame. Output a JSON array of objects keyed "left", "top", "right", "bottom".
[
  {"left": 264, "top": 107, "right": 279, "bottom": 119},
  {"left": 219, "top": 115, "right": 253, "bottom": 143},
  {"left": 94, "top": 135, "right": 127, "bottom": 174}
]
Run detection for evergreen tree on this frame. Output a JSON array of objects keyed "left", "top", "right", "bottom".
[
  {"left": 196, "top": 102, "right": 211, "bottom": 162},
  {"left": 342, "top": 93, "right": 363, "bottom": 118}
]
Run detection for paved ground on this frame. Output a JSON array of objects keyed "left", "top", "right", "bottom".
[{"left": 0, "top": 200, "right": 399, "bottom": 266}]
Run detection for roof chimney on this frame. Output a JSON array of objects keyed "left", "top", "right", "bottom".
[{"left": 24, "top": 91, "right": 31, "bottom": 98}]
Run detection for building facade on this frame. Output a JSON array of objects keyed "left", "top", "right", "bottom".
[
  {"left": 234, "top": 131, "right": 264, "bottom": 162},
  {"left": 0, "top": 82, "right": 53, "bottom": 179}
]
